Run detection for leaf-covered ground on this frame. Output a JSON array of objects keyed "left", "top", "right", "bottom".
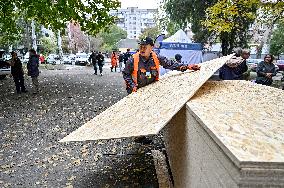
[{"left": 0, "top": 66, "right": 165, "bottom": 188}]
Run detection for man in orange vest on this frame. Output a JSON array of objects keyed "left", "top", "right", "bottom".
[{"left": 122, "top": 37, "right": 200, "bottom": 94}]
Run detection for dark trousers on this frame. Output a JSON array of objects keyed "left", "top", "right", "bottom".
[
  {"left": 93, "top": 63, "right": 98, "bottom": 74},
  {"left": 98, "top": 66, "right": 103, "bottom": 74},
  {"left": 13, "top": 74, "right": 26, "bottom": 93},
  {"left": 93, "top": 64, "right": 103, "bottom": 74},
  {"left": 111, "top": 66, "right": 117, "bottom": 72}
]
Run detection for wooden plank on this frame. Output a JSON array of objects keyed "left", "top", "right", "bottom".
[
  {"left": 60, "top": 55, "right": 233, "bottom": 142},
  {"left": 188, "top": 81, "right": 284, "bottom": 164},
  {"left": 151, "top": 150, "right": 173, "bottom": 188}
]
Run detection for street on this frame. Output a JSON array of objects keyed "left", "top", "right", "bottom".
[{"left": 0, "top": 66, "right": 163, "bottom": 188}]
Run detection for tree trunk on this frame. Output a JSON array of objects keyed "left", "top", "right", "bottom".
[
  {"left": 256, "top": 25, "right": 273, "bottom": 59},
  {"left": 67, "top": 22, "right": 72, "bottom": 54},
  {"left": 57, "top": 30, "right": 63, "bottom": 59},
  {"left": 221, "top": 32, "right": 229, "bottom": 56},
  {"left": 31, "top": 20, "right": 37, "bottom": 51}
]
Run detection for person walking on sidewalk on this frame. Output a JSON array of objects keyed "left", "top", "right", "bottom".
[
  {"left": 8, "top": 51, "right": 27, "bottom": 94},
  {"left": 27, "top": 49, "right": 40, "bottom": 94},
  {"left": 111, "top": 51, "right": 118, "bottom": 72},
  {"left": 123, "top": 48, "right": 132, "bottom": 65},
  {"left": 118, "top": 51, "right": 124, "bottom": 72},
  {"left": 90, "top": 51, "right": 98, "bottom": 75},
  {"left": 96, "top": 52, "right": 105, "bottom": 76}
]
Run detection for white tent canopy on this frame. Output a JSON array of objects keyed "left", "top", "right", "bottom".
[
  {"left": 163, "top": 29, "right": 192, "bottom": 43},
  {"left": 157, "top": 30, "right": 202, "bottom": 76}
]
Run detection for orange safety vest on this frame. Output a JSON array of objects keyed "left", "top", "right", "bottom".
[{"left": 132, "top": 52, "right": 160, "bottom": 86}]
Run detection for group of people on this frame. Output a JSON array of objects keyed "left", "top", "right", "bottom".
[
  {"left": 219, "top": 48, "right": 281, "bottom": 89},
  {"left": 89, "top": 51, "right": 105, "bottom": 76},
  {"left": 110, "top": 49, "right": 132, "bottom": 73},
  {"left": 7, "top": 49, "right": 40, "bottom": 94}
]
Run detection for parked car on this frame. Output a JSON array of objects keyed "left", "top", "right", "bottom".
[
  {"left": 0, "top": 50, "right": 11, "bottom": 79},
  {"left": 46, "top": 54, "right": 60, "bottom": 65},
  {"left": 276, "top": 60, "right": 284, "bottom": 71},
  {"left": 247, "top": 59, "right": 262, "bottom": 72},
  {"left": 75, "top": 53, "right": 89, "bottom": 66},
  {"left": 62, "top": 55, "right": 72, "bottom": 65}
]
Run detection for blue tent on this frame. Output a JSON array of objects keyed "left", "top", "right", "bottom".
[{"left": 154, "top": 30, "right": 203, "bottom": 76}]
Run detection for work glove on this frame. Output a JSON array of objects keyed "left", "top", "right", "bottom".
[
  {"left": 132, "top": 86, "right": 137, "bottom": 93},
  {"left": 180, "top": 64, "right": 201, "bottom": 72},
  {"left": 188, "top": 64, "right": 201, "bottom": 71}
]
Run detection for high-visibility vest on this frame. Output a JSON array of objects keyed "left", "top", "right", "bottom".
[{"left": 132, "top": 52, "right": 160, "bottom": 86}]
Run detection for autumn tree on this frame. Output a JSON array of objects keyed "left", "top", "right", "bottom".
[
  {"left": 203, "top": 0, "right": 259, "bottom": 55},
  {"left": 203, "top": 0, "right": 284, "bottom": 55},
  {"left": 163, "top": 0, "right": 218, "bottom": 43}
]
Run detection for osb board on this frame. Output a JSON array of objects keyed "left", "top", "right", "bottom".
[
  {"left": 187, "top": 81, "right": 284, "bottom": 164},
  {"left": 60, "top": 55, "right": 233, "bottom": 142}
]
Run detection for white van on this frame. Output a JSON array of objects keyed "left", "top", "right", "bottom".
[{"left": 75, "top": 53, "right": 89, "bottom": 66}]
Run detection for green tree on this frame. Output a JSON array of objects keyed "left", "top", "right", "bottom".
[
  {"left": 138, "top": 26, "right": 161, "bottom": 40},
  {"left": 270, "top": 21, "right": 284, "bottom": 58},
  {"left": 163, "top": 0, "right": 218, "bottom": 43},
  {"left": 254, "top": 1, "right": 284, "bottom": 58},
  {"left": 98, "top": 25, "right": 127, "bottom": 51},
  {"left": 0, "top": 0, "right": 120, "bottom": 45},
  {"left": 38, "top": 36, "right": 57, "bottom": 55}
]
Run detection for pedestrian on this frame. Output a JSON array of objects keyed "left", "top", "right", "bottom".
[
  {"left": 27, "top": 49, "right": 40, "bottom": 94},
  {"left": 256, "top": 54, "right": 277, "bottom": 86},
  {"left": 118, "top": 51, "right": 124, "bottom": 72},
  {"left": 7, "top": 51, "right": 27, "bottom": 94},
  {"left": 219, "top": 48, "right": 250, "bottom": 80},
  {"left": 122, "top": 37, "right": 200, "bottom": 144},
  {"left": 123, "top": 48, "right": 132, "bottom": 65},
  {"left": 90, "top": 51, "right": 98, "bottom": 75},
  {"left": 111, "top": 51, "right": 118, "bottom": 72},
  {"left": 175, "top": 54, "right": 182, "bottom": 63},
  {"left": 96, "top": 52, "right": 105, "bottom": 76},
  {"left": 39, "top": 54, "right": 45, "bottom": 64}
]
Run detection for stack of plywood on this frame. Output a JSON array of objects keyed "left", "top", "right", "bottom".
[
  {"left": 60, "top": 55, "right": 284, "bottom": 187},
  {"left": 164, "top": 81, "right": 284, "bottom": 187}
]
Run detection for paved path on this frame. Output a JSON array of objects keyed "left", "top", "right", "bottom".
[{"left": 0, "top": 66, "right": 163, "bottom": 188}]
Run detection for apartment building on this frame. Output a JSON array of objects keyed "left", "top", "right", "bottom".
[{"left": 110, "top": 7, "right": 157, "bottom": 39}]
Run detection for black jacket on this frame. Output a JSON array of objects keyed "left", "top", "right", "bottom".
[
  {"left": 27, "top": 55, "right": 39, "bottom": 77},
  {"left": 11, "top": 58, "right": 24, "bottom": 76},
  {"left": 96, "top": 54, "right": 104, "bottom": 66}
]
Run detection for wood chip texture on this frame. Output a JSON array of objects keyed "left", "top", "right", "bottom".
[
  {"left": 60, "top": 55, "right": 233, "bottom": 142},
  {"left": 188, "top": 81, "right": 284, "bottom": 164}
]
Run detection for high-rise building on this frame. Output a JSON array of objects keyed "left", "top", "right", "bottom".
[{"left": 110, "top": 7, "right": 157, "bottom": 39}]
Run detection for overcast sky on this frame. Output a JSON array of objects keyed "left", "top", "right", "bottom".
[{"left": 119, "top": 0, "right": 161, "bottom": 9}]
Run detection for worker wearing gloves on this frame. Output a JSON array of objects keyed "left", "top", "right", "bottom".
[{"left": 122, "top": 37, "right": 200, "bottom": 94}]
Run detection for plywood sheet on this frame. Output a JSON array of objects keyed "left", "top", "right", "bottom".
[
  {"left": 60, "top": 55, "right": 233, "bottom": 142},
  {"left": 188, "top": 81, "right": 284, "bottom": 164}
]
